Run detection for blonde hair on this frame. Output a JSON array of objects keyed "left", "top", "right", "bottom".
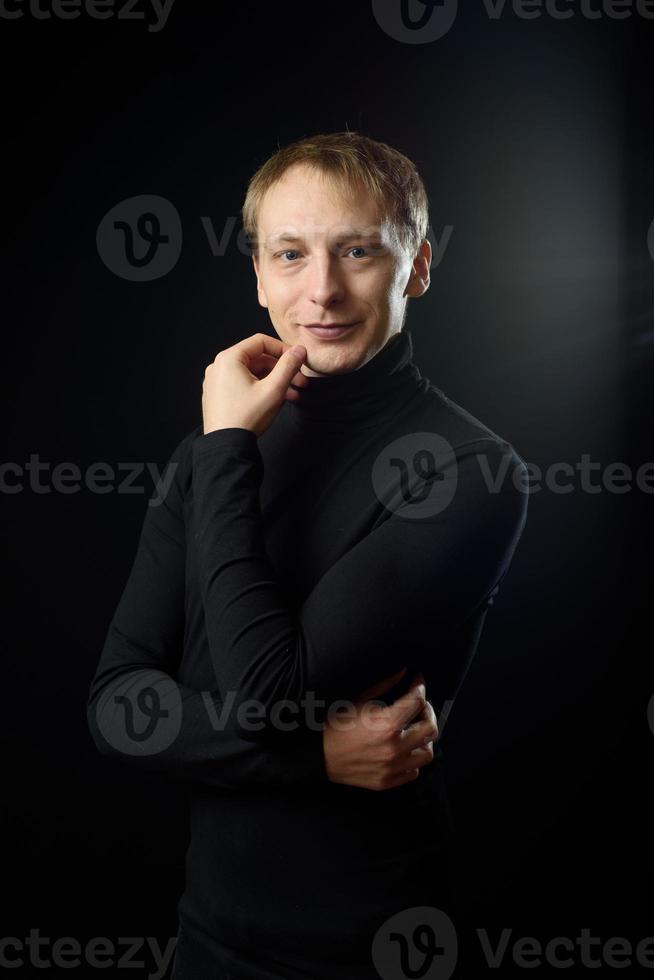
[{"left": 241, "top": 131, "right": 430, "bottom": 260}]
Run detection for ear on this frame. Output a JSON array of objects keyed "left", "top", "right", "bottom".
[
  {"left": 252, "top": 254, "right": 269, "bottom": 309},
  {"left": 404, "top": 239, "right": 432, "bottom": 298}
]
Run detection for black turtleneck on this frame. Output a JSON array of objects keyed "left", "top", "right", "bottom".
[
  {"left": 87, "top": 327, "right": 528, "bottom": 980},
  {"left": 285, "top": 328, "right": 425, "bottom": 428}
]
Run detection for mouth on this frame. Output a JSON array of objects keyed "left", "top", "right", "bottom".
[{"left": 301, "top": 321, "right": 360, "bottom": 339}]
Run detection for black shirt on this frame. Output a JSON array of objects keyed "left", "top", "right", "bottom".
[{"left": 87, "top": 328, "right": 528, "bottom": 979}]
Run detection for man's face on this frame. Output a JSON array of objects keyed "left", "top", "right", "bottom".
[{"left": 252, "top": 163, "right": 431, "bottom": 377}]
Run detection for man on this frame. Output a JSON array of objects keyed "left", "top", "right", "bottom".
[{"left": 87, "top": 131, "right": 528, "bottom": 979}]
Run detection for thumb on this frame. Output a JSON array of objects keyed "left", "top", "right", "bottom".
[{"left": 267, "top": 344, "right": 306, "bottom": 395}]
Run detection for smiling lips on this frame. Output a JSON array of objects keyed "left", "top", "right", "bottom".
[{"left": 302, "top": 322, "right": 359, "bottom": 338}]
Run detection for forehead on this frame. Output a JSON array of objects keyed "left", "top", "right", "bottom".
[{"left": 257, "top": 163, "right": 392, "bottom": 241}]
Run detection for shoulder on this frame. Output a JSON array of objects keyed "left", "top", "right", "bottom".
[
  {"left": 400, "top": 382, "right": 529, "bottom": 531},
  {"left": 413, "top": 381, "right": 518, "bottom": 451}
]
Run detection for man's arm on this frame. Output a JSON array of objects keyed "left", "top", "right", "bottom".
[
  {"left": 192, "top": 427, "right": 529, "bottom": 742},
  {"left": 85, "top": 428, "right": 329, "bottom": 792},
  {"left": 86, "top": 429, "right": 438, "bottom": 792}
]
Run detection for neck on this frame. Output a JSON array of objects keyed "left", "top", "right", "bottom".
[{"left": 285, "top": 328, "right": 427, "bottom": 430}]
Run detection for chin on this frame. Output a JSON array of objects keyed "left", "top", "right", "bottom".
[{"left": 304, "top": 343, "right": 367, "bottom": 377}]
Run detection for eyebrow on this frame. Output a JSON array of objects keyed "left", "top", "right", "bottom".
[{"left": 264, "top": 229, "right": 384, "bottom": 251}]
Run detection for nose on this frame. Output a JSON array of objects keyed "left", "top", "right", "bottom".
[{"left": 305, "top": 251, "right": 346, "bottom": 309}]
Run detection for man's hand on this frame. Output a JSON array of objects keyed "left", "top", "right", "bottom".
[
  {"left": 322, "top": 667, "right": 439, "bottom": 791},
  {"left": 202, "top": 332, "right": 309, "bottom": 438}
]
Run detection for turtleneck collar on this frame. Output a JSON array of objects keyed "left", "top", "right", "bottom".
[{"left": 284, "top": 328, "right": 427, "bottom": 430}]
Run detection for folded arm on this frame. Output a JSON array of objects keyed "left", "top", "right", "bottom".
[
  {"left": 86, "top": 430, "right": 329, "bottom": 792},
  {"left": 192, "top": 427, "right": 529, "bottom": 743},
  {"left": 86, "top": 429, "right": 441, "bottom": 792}
]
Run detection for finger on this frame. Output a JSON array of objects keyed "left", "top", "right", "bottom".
[
  {"left": 387, "top": 739, "right": 436, "bottom": 777},
  {"left": 247, "top": 353, "right": 278, "bottom": 379},
  {"left": 408, "top": 742, "right": 435, "bottom": 758},
  {"left": 401, "top": 698, "right": 437, "bottom": 735},
  {"left": 285, "top": 382, "right": 310, "bottom": 403},
  {"left": 233, "top": 332, "right": 306, "bottom": 368},
  {"left": 233, "top": 332, "right": 290, "bottom": 361},
  {"left": 400, "top": 711, "right": 439, "bottom": 751},
  {"left": 289, "top": 370, "right": 310, "bottom": 388},
  {"left": 404, "top": 744, "right": 435, "bottom": 770},
  {"left": 233, "top": 334, "right": 306, "bottom": 396},
  {"left": 248, "top": 353, "right": 308, "bottom": 390},
  {"left": 265, "top": 345, "right": 307, "bottom": 397},
  {"left": 353, "top": 667, "right": 408, "bottom": 704},
  {"left": 387, "top": 769, "right": 420, "bottom": 788},
  {"left": 383, "top": 677, "right": 428, "bottom": 730}
]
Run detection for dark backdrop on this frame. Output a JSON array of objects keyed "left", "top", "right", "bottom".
[{"left": 2, "top": 2, "right": 652, "bottom": 977}]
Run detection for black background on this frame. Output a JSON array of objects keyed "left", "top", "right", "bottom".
[{"left": 2, "top": 2, "right": 652, "bottom": 976}]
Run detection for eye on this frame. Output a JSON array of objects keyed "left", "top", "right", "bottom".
[
  {"left": 279, "top": 249, "right": 300, "bottom": 262},
  {"left": 347, "top": 246, "right": 368, "bottom": 259}
]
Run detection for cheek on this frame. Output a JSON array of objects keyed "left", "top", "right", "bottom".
[
  {"left": 263, "top": 281, "right": 294, "bottom": 314},
  {"left": 273, "top": 276, "right": 298, "bottom": 301},
  {"left": 355, "top": 269, "right": 393, "bottom": 303},
  {"left": 372, "top": 278, "right": 402, "bottom": 313},
  {"left": 369, "top": 263, "right": 405, "bottom": 300}
]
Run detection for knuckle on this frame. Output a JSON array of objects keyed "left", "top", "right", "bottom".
[{"left": 379, "top": 733, "right": 398, "bottom": 763}]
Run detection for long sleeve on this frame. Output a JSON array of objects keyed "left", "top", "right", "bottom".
[
  {"left": 86, "top": 430, "right": 329, "bottom": 792},
  {"left": 192, "top": 425, "right": 528, "bottom": 743}
]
